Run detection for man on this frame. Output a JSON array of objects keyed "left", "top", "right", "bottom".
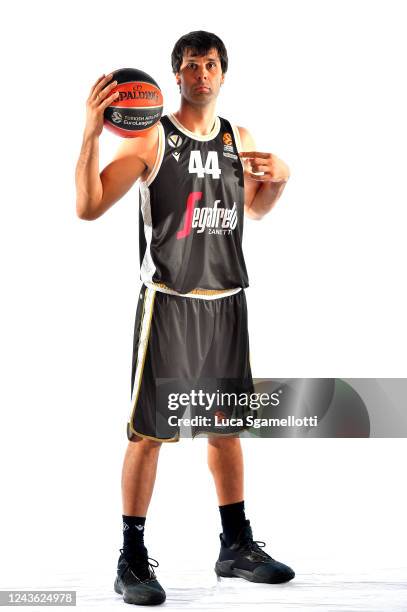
[{"left": 75, "top": 30, "right": 294, "bottom": 607}]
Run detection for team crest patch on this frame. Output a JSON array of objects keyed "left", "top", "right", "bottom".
[{"left": 168, "top": 133, "right": 183, "bottom": 148}]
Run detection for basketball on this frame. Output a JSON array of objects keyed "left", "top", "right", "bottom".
[{"left": 103, "top": 68, "right": 163, "bottom": 138}]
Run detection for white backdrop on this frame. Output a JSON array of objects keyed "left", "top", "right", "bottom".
[{"left": 1, "top": 1, "right": 407, "bottom": 610}]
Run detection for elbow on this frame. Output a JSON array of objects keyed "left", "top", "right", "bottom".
[
  {"left": 76, "top": 200, "right": 97, "bottom": 221},
  {"left": 244, "top": 205, "right": 264, "bottom": 221},
  {"left": 76, "top": 207, "right": 91, "bottom": 221}
]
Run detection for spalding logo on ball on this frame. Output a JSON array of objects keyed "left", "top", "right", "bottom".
[{"left": 104, "top": 68, "right": 163, "bottom": 138}]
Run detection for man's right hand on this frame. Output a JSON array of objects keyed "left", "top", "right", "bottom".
[
  {"left": 85, "top": 73, "right": 119, "bottom": 138},
  {"left": 76, "top": 73, "right": 158, "bottom": 220}
]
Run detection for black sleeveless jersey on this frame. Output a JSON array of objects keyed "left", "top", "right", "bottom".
[{"left": 138, "top": 113, "right": 249, "bottom": 294}]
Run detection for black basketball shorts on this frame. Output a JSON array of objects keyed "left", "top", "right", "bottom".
[{"left": 126, "top": 284, "right": 255, "bottom": 442}]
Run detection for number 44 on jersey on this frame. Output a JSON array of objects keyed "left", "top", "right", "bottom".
[{"left": 188, "top": 151, "right": 221, "bottom": 179}]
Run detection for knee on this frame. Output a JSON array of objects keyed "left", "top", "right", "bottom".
[
  {"left": 128, "top": 436, "right": 162, "bottom": 452},
  {"left": 207, "top": 435, "right": 240, "bottom": 448}
]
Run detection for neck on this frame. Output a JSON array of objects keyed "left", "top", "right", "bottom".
[{"left": 173, "top": 99, "right": 217, "bottom": 135}]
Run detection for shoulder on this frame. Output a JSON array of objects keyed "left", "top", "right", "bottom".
[
  {"left": 235, "top": 126, "right": 256, "bottom": 150},
  {"left": 113, "top": 121, "right": 160, "bottom": 157},
  {"left": 112, "top": 121, "right": 161, "bottom": 178}
]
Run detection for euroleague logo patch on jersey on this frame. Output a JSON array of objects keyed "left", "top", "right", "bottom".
[
  {"left": 177, "top": 192, "right": 238, "bottom": 239},
  {"left": 223, "top": 132, "right": 233, "bottom": 146},
  {"left": 168, "top": 132, "right": 183, "bottom": 162},
  {"left": 222, "top": 132, "right": 237, "bottom": 160}
]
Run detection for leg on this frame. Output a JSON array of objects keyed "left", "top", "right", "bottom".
[
  {"left": 209, "top": 438, "right": 296, "bottom": 584},
  {"left": 207, "top": 436, "right": 244, "bottom": 505},
  {"left": 115, "top": 286, "right": 168, "bottom": 605},
  {"left": 115, "top": 436, "right": 167, "bottom": 605},
  {"left": 122, "top": 435, "right": 162, "bottom": 515}
]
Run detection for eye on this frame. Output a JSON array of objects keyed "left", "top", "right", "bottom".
[{"left": 208, "top": 62, "right": 216, "bottom": 68}]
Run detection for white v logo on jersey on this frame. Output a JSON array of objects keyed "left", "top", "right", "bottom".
[
  {"left": 168, "top": 134, "right": 183, "bottom": 148},
  {"left": 188, "top": 150, "right": 221, "bottom": 179}
]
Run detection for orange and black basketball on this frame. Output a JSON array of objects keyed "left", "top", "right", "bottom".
[{"left": 103, "top": 68, "right": 163, "bottom": 138}]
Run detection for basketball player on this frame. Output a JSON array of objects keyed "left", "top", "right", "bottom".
[{"left": 75, "top": 31, "right": 294, "bottom": 606}]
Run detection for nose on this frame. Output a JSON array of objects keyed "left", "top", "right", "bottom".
[{"left": 196, "top": 65, "right": 208, "bottom": 81}]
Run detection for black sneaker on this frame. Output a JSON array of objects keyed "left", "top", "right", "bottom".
[
  {"left": 215, "top": 519, "right": 295, "bottom": 584},
  {"left": 114, "top": 546, "right": 166, "bottom": 605}
]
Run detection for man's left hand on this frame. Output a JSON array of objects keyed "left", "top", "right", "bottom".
[{"left": 239, "top": 151, "right": 290, "bottom": 183}]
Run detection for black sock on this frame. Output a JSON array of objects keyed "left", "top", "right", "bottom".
[
  {"left": 122, "top": 515, "right": 146, "bottom": 556},
  {"left": 219, "top": 500, "right": 247, "bottom": 546}
]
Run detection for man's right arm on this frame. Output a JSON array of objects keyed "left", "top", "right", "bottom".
[
  {"left": 74, "top": 72, "right": 156, "bottom": 221},
  {"left": 75, "top": 132, "right": 151, "bottom": 221}
]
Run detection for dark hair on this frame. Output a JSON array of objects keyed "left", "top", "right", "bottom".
[{"left": 171, "top": 30, "right": 228, "bottom": 75}]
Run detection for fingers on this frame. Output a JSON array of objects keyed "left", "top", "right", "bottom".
[
  {"left": 246, "top": 172, "right": 268, "bottom": 181},
  {"left": 240, "top": 153, "right": 273, "bottom": 172},
  {"left": 239, "top": 151, "right": 272, "bottom": 160},
  {"left": 88, "top": 73, "right": 108, "bottom": 97},
  {"left": 94, "top": 73, "right": 115, "bottom": 98},
  {"left": 93, "top": 83, "right": 119, "bottom": 109},
  {"left": 244, "top": 162, "right": 269, "bottom": 172},
  {"left": 96, "top": 81, "right": 119, "bottom": 106},
  {"left": 246, "top": 171, "right": 287, "bottom": 182},
  {"left": 91, "top": 73, "right": 107, "bottom": 89},
  {"left": 88, "top": 72, "right": 115, "bottom": 102},
  {"left": 240, "top": 151, "right": 289, "bottom": 182},
  {"left": 101, "top": 89, "right": 120, "bottom": 108}
]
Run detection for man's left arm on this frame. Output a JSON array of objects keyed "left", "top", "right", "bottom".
[{"left": 237, "top": 126, "right": 290, "bottom": 220}]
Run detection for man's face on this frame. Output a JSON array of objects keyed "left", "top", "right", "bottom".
[{"left": 176, "top": 47, "right": 225, "bottom": 106}]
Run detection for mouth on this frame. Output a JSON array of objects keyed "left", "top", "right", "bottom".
[{"left": 194, "top": 86, "right": 210, "bottom": 93}]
